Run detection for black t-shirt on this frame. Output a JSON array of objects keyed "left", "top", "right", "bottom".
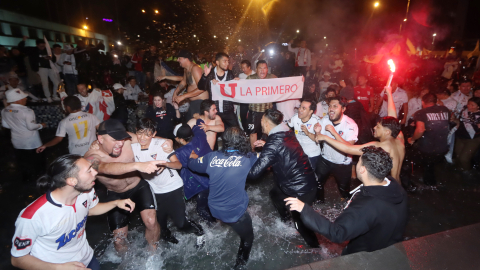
[
  {"left": 413, "top": 105, "right": 450, "bottom": 154},
  {"left": 145, "top": 103, "right": 178, "bottom": 139},
  {"left": 216, "top": 73, "right": 225, "bottom": 81}
]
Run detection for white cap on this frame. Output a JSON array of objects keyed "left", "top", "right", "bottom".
[
  {"left": 8, "top": 73, "right": 19, "bottom": 79},
  {"left": 323, "top": 71, "right": 331, "bottom": 76},
  {"left": 6, "top": 88, "right": 28, "bottom": 103},
  {"left": 173, "top": 123, "right": 182, "bottom": 137},
  {"left": 113, "top": 83, "right": 125, "bottom": 90}
]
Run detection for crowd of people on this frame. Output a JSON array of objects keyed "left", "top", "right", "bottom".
[{"left": 2, "top": 36, "right": 480, "bottom": 270}]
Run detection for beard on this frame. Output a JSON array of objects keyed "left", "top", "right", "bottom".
[
  {"left": 329, "top": 112, "right": 342, "bottom": 122},
  {"left": 74, "top": 183, "right": 93, "bottom": 193},
  {"left": 208, "top": 113, "right": 216, "bottom": 120},
  {"left": 109, "top": 149, "right": 122, "bottom": 158}
]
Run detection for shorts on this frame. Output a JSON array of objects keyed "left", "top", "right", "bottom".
[
  {"left": 106, "top": 179, "right": 157, "bottom": 231},
  {"left": 246, "top": 111, "right": 264, "bottom": 136},
  {"left": 186, "top": 99, "right": 204, "bottom": 121}
]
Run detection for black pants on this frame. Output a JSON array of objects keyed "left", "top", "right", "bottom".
[
  {"left": 218, "top": 111, "right": 239, "bottom": 130},
  {"left": 155, "top": 187, "right": 198, "bottom": 236},
  {"left": 315, "top": 156, "right": 352, "bottom": 201},
  {"left": 239, "top": 104, "right": 249, "bottom": 132},
  {"left": 269, "top": 184, "right": 319, "bottom": 247},
  {"left": 225, "top": 211, "right": 254, "bottom": 264},
  {"left": 14, "top": 149, "right": 45, "bottom": 182},
  {"left": 294, "top": 66, "right": 307, "bottom": 77},
  {"left": 401, "top": 148, "right": 445, "bottom": 186}
]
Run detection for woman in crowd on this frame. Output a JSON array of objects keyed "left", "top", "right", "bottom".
[{"left": 145, "top": 91, "right": 180, "bottom": 140}]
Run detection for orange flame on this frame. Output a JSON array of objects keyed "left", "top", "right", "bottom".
[{"left": 387, "top": 59, "right": 395, "bottom": 73}]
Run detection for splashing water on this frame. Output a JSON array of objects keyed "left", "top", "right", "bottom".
[{"left": 95, "top": 184, "right": 343, "bottom": 269}]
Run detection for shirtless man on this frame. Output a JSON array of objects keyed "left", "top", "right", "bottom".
[
  {"left": 314, "top": 86, "right": 405, "bottom": 182},
  {"left": 187, "top": 99, "right": 224, "bottom": 150},
  {"left": 84, "top": 119, "right": 173, "bottom": 253},
  {"left": 158, "top": 50, "right": 207, "bottom": 121}
]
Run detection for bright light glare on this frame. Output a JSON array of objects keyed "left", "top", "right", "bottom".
[
  {"left": 193, "top": 34, "right": 196, "bottom": 37},
  {"left": 374, "top": 2, "right": 379, "bottom": 7},
  {"left": 83, "top": 25, "right": 88, "bottom": 29},
  {"left": 269, "top": 49, "right": 274, "bottom": 55},
  {"left": 324, "top": 36, "right": 326, "bottom": 39},
  {"left": 296, "top": 30, "right": 300, "bottom": 33},
  {"left": 214, "top": 35, "right": 216, "bottom": 38},
  {"left": 117, "top": 41, "right": 122, "bottom": 45},
  {"left": 114, "top": 54, "right": 118, "bottom": 58},
  {"left": 226, "top": 37, "right": 229, "bottom": 40},
  {"left": 142, "top": 9, "right": 145, "bottom": 13},
  {"left": 155, "top": 10, "right": 159, "bottom": 14},
  {"left": 238, "top": 39, "right": 241, "bottom": 42},
  {"left": 387, "top": 59, "right": 396, "bottom": 73},
  {"left": 433, "top": 33, "right": 437, "bottom": 36},
  {"left": 404, "top": 18, "right": 407, "bottom": 22}
]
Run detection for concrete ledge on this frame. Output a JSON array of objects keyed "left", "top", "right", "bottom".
[{"left": 289, "top": 222, "right": 480, "bottom": 270}]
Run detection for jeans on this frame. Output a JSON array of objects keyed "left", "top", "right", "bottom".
[
  {"left": 269, "top": 184, "right": 319, "bottom": 247},
  {"left": 64, "top": 74, "right": 78, "bottom": 96},
  {"left": 225, "top": 211, "right": 254, "bottom": 264},
  {"left": 315, "top": 156, "right": 352, "bottom": 201},
  {"left": 37, "top": 67, "right": 60, "bottom": 98},
  {"left": 135, "top": 71, "right": 146, "bottom": 89}
]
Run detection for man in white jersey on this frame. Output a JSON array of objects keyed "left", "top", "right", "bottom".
[
  {"left": 36, "top": 96, "right": 100, "bottom": 155},
  {"left": 2, "top": 88, "right": 46, "bottom": 181},
  {"left": 314, "top": 96, "right": 358, "bottom": 203},
  {"left": 11, "top": 154, "right": 135, "bottom": 270},
  {"left": 132, "top": 118, "right": 205, "bottom": 246},
  {"left": 287, "top": 99, "right": 322, "bottom": 170},
  {"left": 60, "top": 82, "right": 114, "bottom": 121}
]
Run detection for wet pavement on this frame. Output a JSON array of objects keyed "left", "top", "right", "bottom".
[{"left": 1, "top": 128, "right": 480, "bottom": 269}]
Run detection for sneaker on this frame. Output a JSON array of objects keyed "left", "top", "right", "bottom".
[
  {"left": 47, "top": 97, "right": 53, "bottom": 103},
  {"left": 195, "top": 235, "right": 205, "bottom": 249},
  {"left": 52, "top": 96, "right": 61, "bottom": 101}
]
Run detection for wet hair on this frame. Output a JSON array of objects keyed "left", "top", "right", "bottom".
[
  {"left": 264, "top": 109, "right": 283, "bottom": 125},
  {"left": 241, "top": 60, "right": 251, "bottom": 68},
  {"left": 380, "top": 116, "right": 401, "bottom": 138},
  {"left": 256, "top": 60, "right": 268, "bottom": 68},
  {"left": 327, "top": 96, "right": 348, "bottom": 108},
  {"left": 301, "top": 98, "right": 317, "bottom": 112},
  {"left": 360, "top": 146, "right": 393, "bottom": 181},
  {"left": 136, "top": 118, "right": 157, "bottom": 134},
  {"left": 469, "top": 97, "right": 480, "bottom": 108},
  {"left": 63, "top": 96, "right": 82, "bottom": 111},
  {"left": 422, "top": 93, "right": 437, "bottom": 104},
  {"left": 37, "top": 154, "right": 82, "bottom": 193},
  {"left": 200, "top": 99, "right": 215, "bottom": 114},
  {"left": 215, "top": 52, "right": 229, "bottom": 62},
  {"left": 128, "top": 76, "right": 136, "bottom": 82},
  {"left": 222, "top": 127, "right": 252, "bottom": 156}
]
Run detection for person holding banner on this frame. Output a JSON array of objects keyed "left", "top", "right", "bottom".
[
  {"left": 248, "top": 109, "right": 319, "bottom": 248},
  {"left": 199, "top": 52, "right": 240, "bottom": 129},
  {"left": 246, "top": 60, "right": 277, "bottom": 149}
]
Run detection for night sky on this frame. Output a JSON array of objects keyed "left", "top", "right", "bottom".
[{"left": 1, "top": 0, "right": 478, "bottom": 53}]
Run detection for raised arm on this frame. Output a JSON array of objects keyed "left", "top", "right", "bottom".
[
  {"left": 157, "top": 75, "right": 184, "bottom": 82},
  {"left": 84, "top": 154, "right": 163, "bottom": 175},
  {"left": 316, "top": 134, "right": 377, "bottom": 156},
  {"left": 385, "top": 86, "right": 397, "bottom": 118}
]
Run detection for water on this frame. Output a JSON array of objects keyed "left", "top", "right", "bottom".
[{"left": 92, "top": 181, "right": 344, "bottom": 270}]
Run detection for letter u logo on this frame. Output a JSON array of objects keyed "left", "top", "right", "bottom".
[{"left": 220, "top": 83, "right": 236, "bottom": 98}]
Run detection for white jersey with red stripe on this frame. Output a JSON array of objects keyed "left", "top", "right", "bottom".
[
  {"left": 60, "top": 89, "right": 115, "bottom": 121},
  {"left": 11, "top": 189, "right": 99, "bottom": 265}
]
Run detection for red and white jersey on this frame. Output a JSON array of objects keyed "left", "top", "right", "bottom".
[
  {"left": 11, "top": 189, "right": 99, "bottom": 266},
  {"left": 60, "top": 89, "right": 115, "bottom": 121}
]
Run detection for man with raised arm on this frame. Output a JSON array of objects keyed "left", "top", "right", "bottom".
[
  {"left": 315, "top": 86, "right": 405, "bottom": 183},
  {"left": 187, "top": 100, "right": 225, "bottom": 150},
  {"left": 84, "top": 119, "right": 173, "bottom": 253},
  {"left": 11, "top": 154, "right": 135, "bottom": 270},
  {"left": 158, "top": 50, "right": 207, "bottom": 120}
]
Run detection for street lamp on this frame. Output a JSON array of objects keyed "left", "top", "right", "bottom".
[
  {"left": 324, "top": 36, "right": 326, "bottom": 39},
  {"left": 142, "top": 9, "right": 145, "bottom": 13},
  {"left": 117, "top": 41, "right": 122, "bottom": 45},
  {"left": 155, "top": 10, "right": 159, "bottom": 14},
  {"left": 296, "top": 29, "right": 300, "bottom": 33},
  {"left": 238, "top": 39, "right": 241, "bottom": 42},
  {"left": 193, "top": 34, "right": 196, "bottom": 37},
  {"left": 83, "top": 25, "right": 88, "bottom": 30},
  {"left": 374, "top": 2, "right": 379, "bottom": 8},
  {"left": 226, "top": 37, "right": 229, "bottom": 40},
  {"left": 214, "top": 35, "right": 216, "bottom": 38}
]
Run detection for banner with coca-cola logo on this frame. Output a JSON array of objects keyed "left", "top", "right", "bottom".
[{"left": 211, "top": 76, "right": 304, "bottom": 104}]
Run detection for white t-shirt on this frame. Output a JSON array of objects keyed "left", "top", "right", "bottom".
[
  {"left": 132, "top": 138, "right": 183, "bottom": 194},
  {"left": 124, "top": 84, "right": 143, "bottom": 101},
  {"left": 379, "top": 88, "right": 408, "bottom": 117},
  {"left": 319, "top": 114, "right": 358, "bottom": 164},
  {"left": 1, "top": 104, "right": 42, "bottom": 149},
  {"left": 315, "top": 100, "right": 329, "bottom": 119},
  {"left": 441, "top": 96, "right": 457, "bottom": 112},
  {"left": 11, "top": 189, "right": 98, "bottom": 266},
  {"left": 56, "top": 111, "right": 101, "bottom": 155},
  {"left": 287, "top": 113, "right": 322, "bottom": 157},
  {"left": 451, "top": 90, "right": 472, "bottom": 116},
  {"left": 277, "top": 99, "right": 300, "bottom": 122},
  {"left": 405, "top": 97, "right": 422, "bottom": 126},
  {"left": 238, "top": 71, "right": 255, "bottom": 80}
]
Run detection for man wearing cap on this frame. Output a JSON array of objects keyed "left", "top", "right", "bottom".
[
  {"left": 2, "top": 88, "right": 46, "bottom": 181},
  {"left": 0, "top": 74, "right": 40, "bottom": 107},
  {"left": 84, "top": 119, "right": 173, "bottom": 253},
  {"left": 110, "top": 83, "right": 129, "bottom": 126},
  {"left": 172, "top": 50, "right": 208, "bottom": 120},
  {"left": 18, "top": 36, "right": 60, "bottom": 103},
  {"left": 319, "top": 71, "right": 337, "bottom": 97}
]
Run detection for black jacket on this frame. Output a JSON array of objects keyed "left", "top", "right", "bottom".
[
  {"left": 18, "top": 41, "right": 49, "bottom": 72},
  {"left": 248, "top": 123, "right": 317, "bottom": 197},
  {"left": 300, "top": 177, "right": 408, "bottom": 255},
  {"left": 198, "top": 68, "right": 236, "bottom": 113}
]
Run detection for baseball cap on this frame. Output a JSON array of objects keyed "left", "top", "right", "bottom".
[
  {"left": 177, "top": 49, "right": 193, "bottom": 60},
  {"left": 174, "top": 124, "right": 193, "bottom": 139},
  {"left": 97, "top": 119, "right": 131, "bottom": 140},
  {"left": 6, "top": 88, "right": 28, "bottom": 103},
  {"left": 340, "top": 86, "right": 355, "bottom": 100},
  {"left": 113, "top": 83, "right": 125, "bottom": 90}
]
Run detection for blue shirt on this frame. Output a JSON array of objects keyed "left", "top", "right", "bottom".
[
  {"left": 188, "top": 150, "right": 257, "bottom": 223},
  {"left": 172, "top": 119, "right": 211, "bottom": 199}
]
